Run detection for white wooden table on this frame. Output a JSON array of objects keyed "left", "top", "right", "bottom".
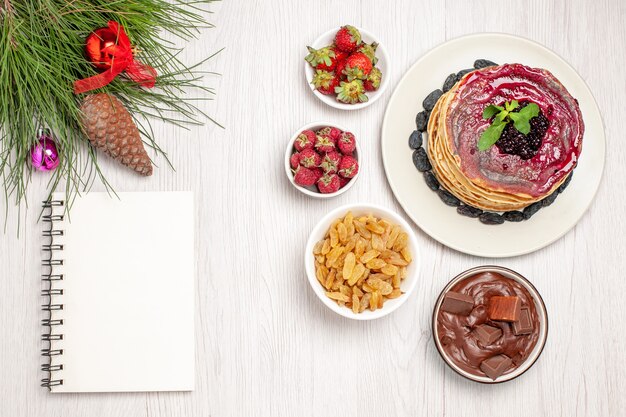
[{"left": 1, "top": 0, "right": 624, "bottom": 415}]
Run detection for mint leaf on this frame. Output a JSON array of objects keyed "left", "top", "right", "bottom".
[
  {"left": 478, "top": 120, "right": 507, "bottom": 151},
  {"left": 482, "top": 105, "right": 503, "bottom": 119},
  {"left": 505, "top": 100, "right": 519, "bottom": 112},
  {"left": 510, "top": 103, "right": 540, "bottom": 135},
  {"left": 518, "top": 102, "right": 540, "bottom": 119}
]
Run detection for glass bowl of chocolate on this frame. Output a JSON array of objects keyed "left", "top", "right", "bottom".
[{"left": 432, "top": 266, "right": 548, "bottom": 383}]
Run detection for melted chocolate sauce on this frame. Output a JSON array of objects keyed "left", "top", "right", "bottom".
[{"left": 436, "top": 272, "right": 540, "bottom": 378}]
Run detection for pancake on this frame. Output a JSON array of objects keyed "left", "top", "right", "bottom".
[{"left": 427, "top": 63, "right": 584, "bottom": 212}]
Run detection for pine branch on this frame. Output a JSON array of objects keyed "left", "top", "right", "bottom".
[{"left": 0, "top": 0, "right": 219, "bottom": 218}]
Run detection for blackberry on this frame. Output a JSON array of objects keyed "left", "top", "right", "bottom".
[{"left": 495, "top": 102, "right": 550, "bottom": 160}]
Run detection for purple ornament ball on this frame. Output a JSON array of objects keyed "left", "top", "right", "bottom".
[{"left": 30, "top": 133, "right": 60, "bottom": 172}]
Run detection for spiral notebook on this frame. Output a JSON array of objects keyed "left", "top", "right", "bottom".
[{"left": 41, "top": 192, "right": 194, "bottom": 393}]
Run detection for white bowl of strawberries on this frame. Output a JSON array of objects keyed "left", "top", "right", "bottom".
[
  {"left": 304, "top": 25, "right": 389, "bottom": 110},
  {"left": 285, "top": 122, "right": 361, "bottom": 198}
]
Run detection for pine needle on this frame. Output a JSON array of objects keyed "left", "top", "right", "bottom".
[{"left": 0, "top": 0, "right": 219, "bottom": 215}]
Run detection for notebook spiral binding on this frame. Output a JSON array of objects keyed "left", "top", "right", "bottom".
[{"left": 41, "top": 200, "right": 65, "bottom": 389}]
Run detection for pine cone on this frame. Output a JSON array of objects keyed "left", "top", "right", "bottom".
[{"left": 80, "top": 93, "right": 153, "bottom": 176}]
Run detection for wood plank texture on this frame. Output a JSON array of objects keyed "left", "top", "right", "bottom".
[{"left": 0, "top": 0, "right": 624, "bottom": 415}]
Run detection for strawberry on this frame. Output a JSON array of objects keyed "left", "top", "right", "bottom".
[
  {"left": 335, "top": 58, "right": 348, "bottom": 80},
  {"left": 357, "top": 42, "right": 378, "bottom": 65},
  {"left": 294, "top": 130, "right": 315, "bottom": 151},
  {"left": 338, "top": 176, "right": 351, "bottom": 189},
  {"left": 335, "top": 79, "right": 368, "bottom": 104},
  {"left": 305, "top": 46, "right": 336, "bottom": 71},
  {"left": 329, "top": 127, "right": 342, "bottom": 141},
  {"left": 337, "top": 131, "right": 356, "bottom": 154},
  {"left": 332, "top": 47, "right": 349, "bottom": 64},
  {"left": 293, "top": 166, "right": 318, "bottom": 187},
  {"left": 290, "top": 152, "right": 301, "bottom": 169},
  {"left": 299, "top": 148, "right": 322, "bottom": 168},
  {"left": 311, "top": 70, "right": 339, "bottom": 95},
  {"left": 364, "top": 67, "right": 382, "bottom": 92},
  {"left": 317, "top": 173, "right": 341, "bottom": 194},
  {"left": 338, "top": 155, "right": 359, "bottom": 178},
  {"left": 334, "top": 25, "right": 362, "bottom": 53},
  {"left": 314, "top": 133, "right": 336, "bottom": 153},
  {"left": 344, "top": 52, "right": 373, "bottom": 81},
  {"left": 319, "top": 151, "right": 342, "bottom": 174}
]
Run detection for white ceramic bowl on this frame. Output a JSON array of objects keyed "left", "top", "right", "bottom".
[
  {"left": 305, "top": 204, "right": 420, "bottom": 320},
  {"left": 285, "top": 121, "right": 361, "bottom": 199},
  {"left": 432, "top": 265, "right": 548, "bottom": 383},
  {"left": 304, "top": 27, "right": 390, "bottom": 110}
]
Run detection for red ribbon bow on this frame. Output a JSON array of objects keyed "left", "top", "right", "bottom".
[{"left": 73, "top": 21, "right": 157, "bottom": 94}]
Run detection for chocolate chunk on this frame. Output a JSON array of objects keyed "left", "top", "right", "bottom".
[
  {"left": 488, "top": 296, "right": 521, "bottom": 322},
  {"left": 512, "top": 306, "right": 533, "bottom": 335},
  {"left": 473, "top": 324, "right": 503, "bottom": 346},
  {"left": 441, "top": 291, "right": 474, "bottom": 315},
  {"left": 480, "top": 354, "right": 513, "bottom": 380}
]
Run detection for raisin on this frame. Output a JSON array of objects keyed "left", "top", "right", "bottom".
[
  {"left": 415, "top": 110, "right": 429, "bottom": 131},
  {"left": 558, "top": 173, "right": 573, "bottom": 193},
  {"left": 541, "top": 192, "right": 559, "bottom": 207},
  {"left": 423, "top": 171, "right": 440, "bottom": 191},
  {"left": 442, "top": 73, "right": 457, "bottom": 92},
  {"left": 457, "top": 205, "right": 483, "bottom": 218},
  {"left": 456, "top": 69, "right": 473, "bottom": 80},
  {"left": 437, "top": 189, "right": 461, "bottom": 207},
  {"left": 422, "top": 89, "right": 443, "bottom": 112},
  {"left": 503, "top": 211, "right": 524, "bottom": 222},
  {"left": 474, "top": 59, "right": 497, "bottom": 69},
  {"left": 408, "top": 130, "right": 423, "bottom": 149},
  {"left": 412, "top": 148, "right": 431, "bottom": 172},
  {"left": 479, "top": 212, "right": 505, "bottom": 225},
  {"left": 523, "top": 202, "right": 542, "bottom": 220}
]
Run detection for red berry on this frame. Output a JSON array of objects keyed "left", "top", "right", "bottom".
[
  {"left": 317, "top": 173, "right": 341, "bottom": 194},
  {"left": 329, "top": 127, "right": 342, "bottom": 141},
  {"left": 338, "top": 131, "right": 356, "bottom": 154},
  {"left": 299, "top": 148, "right": 322, "bottom": 168},
  {"left": 305, "top": 46, "right": 336, "bottom": 71},
  {"left": 334, "top": 25, "right": 362, "bottom": 53},
  {"left": 314, "top": 134, "right": 336, "bottom": 153},
  {"left": 312, "top": 167, "right": 324, "bottom": 180},
  {"left": 293, "top": 166, "right": 318, "bottom": 187},
  {"left": 364, "top": 67, "right": 382, "bottom": 92},
  {"left": 344, "top": 52, "right": 373, "bottom": 81},
  {"left": 290, "top": 152, "right": 300, "bottom": 169},
  {"left": 335, "top": 59, "right": 348, "bottom": 80},
  {"left": 320, "top": 151, "right": 342, "bottom": 174},
  {"left": 338, "top": 155, "right": 359, "bottom": 178},
  {"left": 311, "top": 70, "right": 339, "bottom": 95},
  {"left": 338, "top": 176, "right": 351, "bottom": 189},
  {"left": 294, "top": 130, "right": 315, "bottom": 151}
]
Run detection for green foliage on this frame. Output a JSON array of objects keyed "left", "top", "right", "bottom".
[
  {"left": 478, "top": 100, "right": 540, "bottom": 151},
  {"left": 0, "top": 0, "right": 218, "bottom": 212}
]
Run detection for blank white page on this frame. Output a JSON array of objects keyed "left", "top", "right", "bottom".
[{"left": 48, "top": 192, "right": 194, "bottom": 393}]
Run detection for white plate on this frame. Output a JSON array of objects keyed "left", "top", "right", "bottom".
[
  {"left": 381, "top": 33, "right": 605, "bottom": 258},
  {"left": 304, "top": 27, "right": 390, "bottom": 110},
  {"left": 305, "top": 203, "right": 420, "bottom": 320},
  {"left": 284, "top": 121, "right": 361, "bottom": 198}
]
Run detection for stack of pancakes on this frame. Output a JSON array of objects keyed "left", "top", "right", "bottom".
[{"left": 426, "top": 65, "right": 582, "bottom": 212}]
